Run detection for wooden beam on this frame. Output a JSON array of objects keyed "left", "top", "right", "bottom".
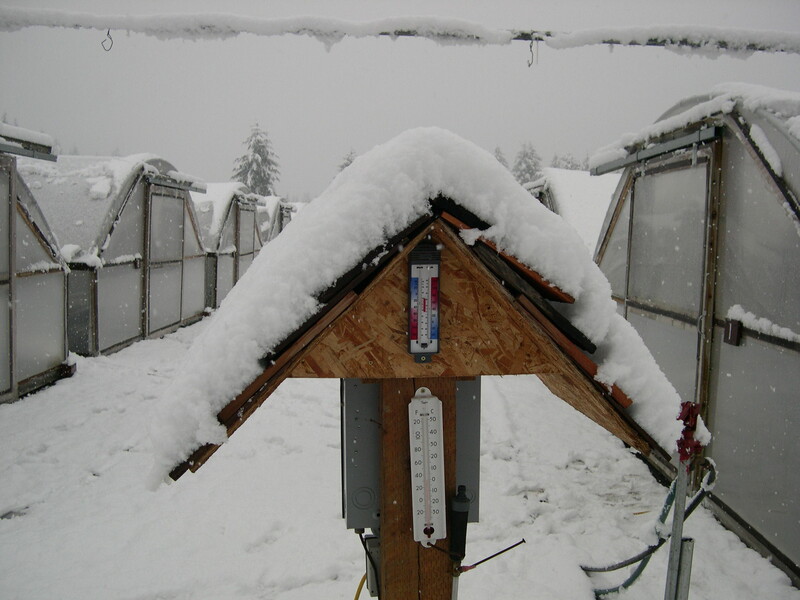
[
  {"left": 515, "top": 293, "right": 632, "bottom": 409},
  {"left": 379, "top": 378, "right": 457, "bottom": 600},
  {"left": 169, "top": 291, "right": 359, "bottom": 479}
]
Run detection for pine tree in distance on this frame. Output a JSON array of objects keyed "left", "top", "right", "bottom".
[
  {"left": 511, "top": 142, "right": 543, "bottom": 185},
  {"left": 338, "top": 149, "right": 357, "bottom": 172},
  {"left": 494, "top": 146, "right": 509, "bottom": 169},
  {"left": 232, "top": 123, "right": 280, "bottom": 196},
  {"left": 551, "top": 152, "right": 589, "bottom": 171}
]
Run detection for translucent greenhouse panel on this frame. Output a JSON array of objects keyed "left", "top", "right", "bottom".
[
  {"left": 183, "top": 208, "right": 203, "bottom": 257},
  {"left": 16, "top": 272, "right": 66, "bottom": 382},
  {"left": 149, "top": 194, "right": 184, "bottom": 263},
  {"left": 238, "top": 208, "right": 255, "bottom": 254},
  {"left": 707, "top": 327, "right": 800, "bottom": 567},
  {"left": 627, "top": 308, "right": 698, "bottom": 403},
  {"left": 0, "top": 172, "right": 9, "bottom": 279},
  {"left": 219, "top": 215, "right": 235, "bottom": 253},
  {"left": 97, "top": 265, "right": 142, "bottom": 351},
  {"left": 181, "top": 257, "right": 205, "bottom": 319},
  {"left": 102, "top": 182, "right": 144, "bottom": 262},
  {"left": 238, "top": 253, "right": 254, "bottom": 280},
  {"left": 0, "top": 283, "right": 10, "bottom": 392},
  {"left": 148, "top": 262, "right": 182, "bottom": 333},
  {"left": 105, "top": 195, "right": 142, "bottom": 259},
  {"left": 716, "top": 132, "right": 800, "bottom": 332},
  {"left": 598, "top": 191, "right": 630, "bottom": 297},
  {"left": 216, "top": 255, "right": 235, "bottom": 305},
  {"left": 628, "top": 165, "right": 707, "bottom": 316},
  {"left": 15, "top": 210, "right": 53, "bottom": 273}
]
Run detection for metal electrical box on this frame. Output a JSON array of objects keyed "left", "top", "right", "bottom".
[{"left": 341, "top": 378, "right": 481, "bottom": 530}]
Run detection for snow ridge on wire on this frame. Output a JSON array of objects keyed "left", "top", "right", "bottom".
[{"left": 1, "top": 7, "right": 799, "bottom": 55}]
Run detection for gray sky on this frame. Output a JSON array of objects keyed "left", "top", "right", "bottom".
[{"left": 2, "top": 0, "right": 800, "bottom": 200}]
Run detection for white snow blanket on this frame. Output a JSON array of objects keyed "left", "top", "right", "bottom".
[
  {"left": 1, "top": 325, "right": 796, "bottom": 599},
  {"left": 150, "top": 127, "right": 703, "bottom": 483}
]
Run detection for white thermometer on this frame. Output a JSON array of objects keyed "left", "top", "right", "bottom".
[{"left": 408, "top": 387, "right": 446, "bottom": 547}]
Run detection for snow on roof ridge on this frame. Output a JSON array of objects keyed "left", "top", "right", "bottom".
[
  {"left": 590, "top": 83, "right": 800, "bottom": 170},
  {"left": 191, "top": 182, "right": 249, "bottom": 244},
  {"left": 149, "top": 127, "right": 689, "bottom": 484},
  {"left": 0, "top": 121, "right": 54, "bottom": 148}
]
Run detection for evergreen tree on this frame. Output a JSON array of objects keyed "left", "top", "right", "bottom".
[
  {"left": 232, "top": 123, "right": 280, "bottom": 196},
  {"left": 338, "top": 149, "right": 357, "bottom": 172},
  {"left": 511, "top": 142, "right": 543, "bottom": 185},
  {"left": 494, "top": 146, "right": 509, "bottom": 169},
  {"left": 550, "top": 152, "right": 588, "bottom": 171}
]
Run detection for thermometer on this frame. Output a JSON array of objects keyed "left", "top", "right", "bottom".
[
  {"left": 408, "top": 387, "right": 446, "bottom": 547},
  {"left": 409, "top": 242, "right": 440, "bottom": 363}
]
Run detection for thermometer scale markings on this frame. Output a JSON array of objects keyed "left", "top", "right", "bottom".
[
  {"left": 409, "top": 388, "right": 446, "bottom": 547},
  {"left": 408, "top": 243, "right": 440, "bottom": 361}
]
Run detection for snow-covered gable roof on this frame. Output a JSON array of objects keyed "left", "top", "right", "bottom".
[
  {"left": 190, "top": 182, "right": 250, "bottom": 252},
  {"left": 151, "top": 127, "right": 704, "bottom": 483},
  {"left": 16, "top": 153, "right": 162, "bottom": 260},
  {"left": 591, "top": 83, "right": 800, "bottom": 195},
  {"left": 537, "top": 168, "right": 621, "bottom": 253}
]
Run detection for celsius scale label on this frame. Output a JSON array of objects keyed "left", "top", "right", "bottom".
[
  {"left": 408, "top": 387, "right": 446, "bottom": 547},
  {"left": 408, "top": 242, "right": 440, "bottom": 363}
]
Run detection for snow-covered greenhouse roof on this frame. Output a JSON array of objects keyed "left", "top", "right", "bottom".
[
  {"left": 591, "top": 83, "right": 800, "bottom": 196},
  {"left": 532, "top": 168, "right": 621, "bottom": 253},
  {"left": 16, "top": 154, "right": 203, "bottom": 260},
  {"left": 151, "top": 127, "right": 707, "bottom": 484},
  {"left": 190, "top": 182, "right": 252, "bottom": 252}
]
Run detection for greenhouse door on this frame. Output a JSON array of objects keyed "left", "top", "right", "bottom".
[
  {"left": 146, "top": 186, "right": 186, "bottom": 335},
  {"left": 597, "top": 145, "right": 719, "bottom": 411}
]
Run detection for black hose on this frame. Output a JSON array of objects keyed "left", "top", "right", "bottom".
[{"left": 582, "top": 459, "right": 717, "bottom": 597}]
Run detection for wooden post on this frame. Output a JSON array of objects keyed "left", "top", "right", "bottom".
[{"left": 380, "top": 377, "right": 457, "bottom": 600}]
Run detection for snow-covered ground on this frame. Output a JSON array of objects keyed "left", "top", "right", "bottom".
[{"left": 0, "top": 320, "right": 797, "bottom": 600}]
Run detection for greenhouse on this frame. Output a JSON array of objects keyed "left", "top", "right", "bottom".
[
  {"left": 592, "top": 83, "right": 800, "bottom": 583},
  {"left": 528, "top": 167, "right": 621, "bottom": 253},
  {"left": 190, "top": 182, "right": 263, "bottom": 309},
  {"left": 0, "top": 128, "right": 71, "bottom": 402},
  {"left": 17, "top": 154, "right": 207, "bottom": 356}
]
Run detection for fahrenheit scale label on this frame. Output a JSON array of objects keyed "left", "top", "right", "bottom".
[
  {"left": 409, "top": 243, "right": 440, "bottom": 363},
  {"left": 408, "top": 387, "right": 446, "bottom": 547}
]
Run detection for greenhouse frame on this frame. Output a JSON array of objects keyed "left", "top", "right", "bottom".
[
  {"left": 18, "top": 154, "right": 207, "bottom": 356},
  {"left": 0, "top": 141, "right": 72, "bottom": 403},
  {"left": 191, "top": 182, "right": 263, "bottom": 309},
  {"left": 592, "top": 85, "right": 800, "bottom": 583}
]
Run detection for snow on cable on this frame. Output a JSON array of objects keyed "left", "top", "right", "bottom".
[{"left": 1, "top": 7, "right": 799, "bottom": 55}]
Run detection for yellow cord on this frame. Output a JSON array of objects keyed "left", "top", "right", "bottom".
[{"left": 354, "top": 573, "right": 367, "bottom": 600}]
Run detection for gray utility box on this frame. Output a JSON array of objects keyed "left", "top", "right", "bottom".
[{"left": 341, "top": 378, "right": 481, "bottom": 530}]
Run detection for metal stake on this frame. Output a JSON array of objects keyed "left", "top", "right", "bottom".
[{"left": 664, "top": 464, "right": 690, "bottom": 600}]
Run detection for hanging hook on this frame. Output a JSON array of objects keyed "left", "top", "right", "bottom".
[{"left": 102, "top": 29, "right": 113, "bottom": 52}]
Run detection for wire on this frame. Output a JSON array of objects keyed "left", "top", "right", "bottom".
[
  {"left": 102, "top": 29, "right": 113, "bottom": 51},
  {"left": 354, "top": 573, "right": 367, "bottom": 600}
]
